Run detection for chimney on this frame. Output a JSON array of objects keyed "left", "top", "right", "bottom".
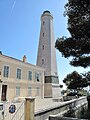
[
  {"left": 0, "top": 51, "right": 2, "bottom": 55},
  {"left": 23, "top": 55, "right": 27, "bottom": 63}
]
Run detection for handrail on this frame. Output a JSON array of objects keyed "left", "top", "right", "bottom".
[
  {"left": 4, "top": 100, "right": 25, "bottom": 120},
  {"left": 11, "top": 100, "right": 25, "bottom": 120}
]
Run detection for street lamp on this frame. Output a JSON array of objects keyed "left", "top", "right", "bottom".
[{"left": 0, "top": 69, "right": 2, "bottom": 102}]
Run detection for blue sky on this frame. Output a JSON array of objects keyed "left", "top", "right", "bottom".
[{"left": 0, "top": 0, "right": 89, "bottom": 86}]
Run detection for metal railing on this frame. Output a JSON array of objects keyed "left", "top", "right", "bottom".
[{"left": 4, "top": 100, "right": 25, "bottom": 120}]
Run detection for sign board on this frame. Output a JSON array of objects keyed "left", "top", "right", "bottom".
[
  {"left": 0, "top": 103, "right": 4, "bottom": 119},
  {"left": 9, "top": 104, "right": 16, "bottom": 114}
]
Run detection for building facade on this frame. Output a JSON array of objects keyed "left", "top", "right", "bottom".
[{"left": 0, "top": 53, "right": 44, "bottom": 101}]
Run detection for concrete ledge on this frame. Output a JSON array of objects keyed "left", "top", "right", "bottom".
[
  {"left": 63, "top": 96, "right": 77, "bottom": 101},
  {"left": 49, "top": 115, "right": 85, "bottom": 120}
]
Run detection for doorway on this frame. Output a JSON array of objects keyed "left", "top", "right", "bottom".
[{"left": 1, "top": 85, "right": 7, "bottom": 101}]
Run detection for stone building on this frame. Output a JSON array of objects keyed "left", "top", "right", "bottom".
[{"left": 0, "top": 53, "right": 44, "bottom": 101}]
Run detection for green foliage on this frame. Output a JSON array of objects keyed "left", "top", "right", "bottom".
[
  {"left": 82, "top": 71, "right": 90, "bottom": 85},
  {"left": 55, "top": 0, "right": 90, "bottom": 68},
  {"left": 63, "top": 71, "right": 88, "bottom": 94},
  {"left": 64, "top": 105, "right": 76, "bottom": 118},
  {"left": 64, "top": 105, "right": 90, "bottom": 119},
  {"left": 61, "top": 89, "right": 67, "bottom": 95},
  {"left": 60, "top": 84, "right": 63, "bottom": 88},
  {"left": 78, "top": 106, "right": 90, "bottom": 119}
]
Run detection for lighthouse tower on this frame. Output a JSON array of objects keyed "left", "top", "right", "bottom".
[{"left": 37, "top": 11, "right": 61, "bottom": 98}]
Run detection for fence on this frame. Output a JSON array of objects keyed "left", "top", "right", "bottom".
[{"left": 4, "top": 100, "right": 25, "bottom": 120}]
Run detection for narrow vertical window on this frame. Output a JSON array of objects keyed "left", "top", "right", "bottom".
[
  {"left": 35, "top": 72, "right": 40, "bottom": 82},
  {"left": 3, "top": 66, "right": 9, "bottom": 78},
  {"left": 36, "top": 87, "right": 40, "bottom": 96},
  {"left": 16, "top": 86, "right": 20, "bottom": 96},
  {"left": 42, "top": 59, "right": 44, "bottom": 64},
  {"left": 43, "top": 33, "right": 44, "bottom": 37},
  {"left": 43, "top": 21, "right": 45, "bottom": 25},
  {"left": 42, "top": 45, "right": 44, "bottom": 50},
  {"left": 28, "top": 87, "right": 32, "bottom": 96},
  {"left": 28, "top": 71, "right": 32, "bottom": 80},
  {"left": 16, "top": 68, "right": 21, "bottom": 79}
]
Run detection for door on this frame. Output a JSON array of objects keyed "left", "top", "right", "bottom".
[{"left": 1, "top": 85, "right": 7, "bottom": 101}]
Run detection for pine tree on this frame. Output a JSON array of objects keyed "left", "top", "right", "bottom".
[{"left": 55, "top": 0, "right": 90, "bottom": 68}]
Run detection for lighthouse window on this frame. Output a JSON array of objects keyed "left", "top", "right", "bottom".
[
  {"left": 43, "top": 21, "right": 45, "bottom": 25},
  {"left": 43, "top": 33, "right": 44, "bottom": 37},
  {"left": 42, "top": 45, "right": 44, "bottom": 50},
  {"left": 42, "top": 59, "right": 44, "bottom": 64}
]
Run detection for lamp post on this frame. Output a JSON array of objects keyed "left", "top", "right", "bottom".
[
  {"left": 0, "top": 69, "right": 3, "bottom": 102},
  {"left": 0, "top": 69, "right": 4, "bottom": 120}
]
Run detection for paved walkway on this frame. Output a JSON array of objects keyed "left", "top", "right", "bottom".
[{"left": 35, "top": 98, "right": 65, "bottom": 113}]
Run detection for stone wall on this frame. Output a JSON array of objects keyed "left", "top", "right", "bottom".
[
  {"left": 49, "top": 116, "right": 84, "bottom": 120},
  {"left": 35, "top": 97, "right": 87, "bottom": 120}
]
